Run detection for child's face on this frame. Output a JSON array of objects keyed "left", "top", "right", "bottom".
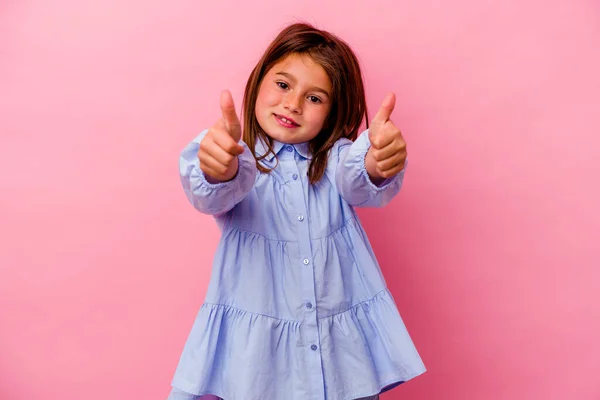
[{"left": 255, "top": 53, "right": 332, "bottom": 144}]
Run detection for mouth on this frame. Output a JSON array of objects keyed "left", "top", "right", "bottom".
[{"left": 274, "top": 114, "right": 300, "bottom": 128}]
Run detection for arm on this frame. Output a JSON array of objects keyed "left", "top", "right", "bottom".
[
  {"left": 179, "top": 129, "right": 257, "bottom": 215},
  {"left": 335, "top": 129, "right": 406, "bottom": 208},
  {"left": 336, "top": 93, "right": 408, "bottom": 207}
]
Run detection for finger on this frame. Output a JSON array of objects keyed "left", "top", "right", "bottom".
[
  {"left": 199, "top": 149, "right": 234, "bottom": 178},
  {"left": 200, "top": 163, "right": 223, "bottom": 180},
  {"left": 371, "top": 92, "right": 396, "bottom": 126},
  {"left": 377, "top": 158, "right": 406, "bottom": 178},
  {"left": 370, "top": 121, "right": 404, "bottom": 150},
  {"left": 376, "top": 151, "right": 406, "bottom": 172},
  {"left": 372, "top": 137, "right": 406, "bottom": 161},
  {"left": 200, "top": 134, "right": 239, "bottom": 167},
  {"left": 220, "top": 90, "right": 242, "bottom": 142},
  {"left": 212, "top": 123, "right": 244, "bottom": 156},
  {"left": 370, "top": 129, "right": 395, "bottom": 150},
  {"left": 198, "top": 125, "right": 238, "bottom": 179},
  {"left": 202, "top": 164, "right": 232, "bottom": 183}
]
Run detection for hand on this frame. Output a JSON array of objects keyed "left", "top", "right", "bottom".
[
  {"left": 365, "top": 93, "right": 407, "bottom": 181},
  {"left": 198, "top": 90, "right": 244, "bottom": 182}
]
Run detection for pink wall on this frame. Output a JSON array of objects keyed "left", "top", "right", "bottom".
[{"left": 1, "top": 0, "right": 599, "bottom": 399}]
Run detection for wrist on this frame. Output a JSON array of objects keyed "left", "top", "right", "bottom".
[{"left": 365, "top": 148, "right": 386, "bottom": 185}]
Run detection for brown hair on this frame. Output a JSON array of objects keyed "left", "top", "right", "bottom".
[{"left": 242, "top": 22, "right": 369, "bottom": 184}]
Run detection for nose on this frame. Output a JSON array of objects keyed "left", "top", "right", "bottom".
[{"left": 283, "top": 92, "right": 302, "bottom": 114}]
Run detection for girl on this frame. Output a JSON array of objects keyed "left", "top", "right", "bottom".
[{"left": 170, "top": 23, "right": 426, "bottom": 400}]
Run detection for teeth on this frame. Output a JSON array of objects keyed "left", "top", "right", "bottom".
[{"left": 280, "top": 116, "right": 293, "bottom": 124}]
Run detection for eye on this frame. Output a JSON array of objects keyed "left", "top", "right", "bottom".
[
  {"left": 276, "top": 81, "right": 289, "bottom": 90},
  {"left": 308, "top": 95, "right": 322, "bottom": 104}
]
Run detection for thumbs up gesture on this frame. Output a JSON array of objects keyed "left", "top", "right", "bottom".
[
  {"left": 198, "top": 90, "right": 245, "bottom": 182},
  {"left": 365, "top": 93, "right": 407, "bottom": 182}
]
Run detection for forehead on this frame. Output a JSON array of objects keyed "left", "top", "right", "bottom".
[{"left": 268, "top": 53, "right": 331, "bottom": 90}]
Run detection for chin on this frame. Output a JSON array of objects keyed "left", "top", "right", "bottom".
[
  {"left": 267, "top": 131, "right": 296, "bottom": 144},
  {"left": 262, "top": 125, "right": 297, "bottom": 143}
]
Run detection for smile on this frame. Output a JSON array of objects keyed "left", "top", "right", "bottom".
[{"left": 274, "top": 114, "right": 300, "bottom": 127}]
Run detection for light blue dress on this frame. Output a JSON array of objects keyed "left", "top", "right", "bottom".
[{"left": 171, "top": 129, "right": 426, "bottom": 400}]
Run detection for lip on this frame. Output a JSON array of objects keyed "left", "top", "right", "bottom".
[{"left": 274, "top": 113, "right": 300, "bottom": 127}]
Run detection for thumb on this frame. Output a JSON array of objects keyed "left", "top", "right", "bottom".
[
  {"left": 220, "top": 89, "right": 242, "bottom": 142},
  {"left": 371, "top": 92, "right": 396, "bottom": 129}
]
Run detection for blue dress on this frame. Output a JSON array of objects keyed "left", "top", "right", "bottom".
[{"left": 171, "top": 129, "right": 426, "bottom": 400}]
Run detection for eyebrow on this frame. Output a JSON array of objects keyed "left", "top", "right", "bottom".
[{"left": 275, "top": 71, "right": 330, "bottom": 98}]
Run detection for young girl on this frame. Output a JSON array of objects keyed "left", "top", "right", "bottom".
[{"left": 170, "top": 23, "right": 426, "bottom": 400}]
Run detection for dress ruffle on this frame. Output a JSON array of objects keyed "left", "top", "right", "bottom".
[{"left": 171, "top": 289, "right": 425, "bottom": 400}]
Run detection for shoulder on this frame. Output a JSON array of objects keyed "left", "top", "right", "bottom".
[
  {"left": 322, "top": 138, "right": 354, "bottom": 179},
  {"left": 329, "top": 137, "right": 354, "bottom": 160}
]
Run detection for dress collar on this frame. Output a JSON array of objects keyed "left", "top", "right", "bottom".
[{"left": 254, "top": 137, "right": 313, "bottom": 161}]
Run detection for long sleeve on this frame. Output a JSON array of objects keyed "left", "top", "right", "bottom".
[
  {"left": 179, "top": 129, "right": 258, "bottom": 215},
  {"left": 335, "top": 129, "right": 407, "bottom": 208}
]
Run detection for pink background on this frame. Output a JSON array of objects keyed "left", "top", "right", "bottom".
[{"left": 1, "top": 0, "right": 599, "bottom": 399}]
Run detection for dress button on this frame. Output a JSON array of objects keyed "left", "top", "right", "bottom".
[
  {"left": 292, "top": 173, "right": 298, "bottom": 180},
  {"left": 311, "top": 344, "right": 318, "bottom": 351},
  {"left": 306, "top": 302, "right": 313, "bottom": 309},
  {"left": 298, "top": 215, "right": 304, "bottom": 222},
  {"left": 303, "top": 259, "right": 309, "bottom": 265},
  {"left": 286, "top": 145, "right": 293, "bottom": 152}
]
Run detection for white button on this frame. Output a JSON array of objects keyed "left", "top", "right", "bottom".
[
  {"left": 303, "top": 259, "right": 309, "bottom": 265},
  {"left": 298, "top": 215, "right": 304, "bottom": 221}
]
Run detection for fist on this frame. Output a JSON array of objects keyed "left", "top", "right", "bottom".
[
  {"left": 366, "top": 93, "right": 407, "bottom": 180},
  {"left": 198, "top": 90, "right": 244, "bottom": 182}
]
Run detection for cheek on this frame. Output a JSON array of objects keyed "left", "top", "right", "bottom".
[
  {"left": 256, "top": 85, "right": 280, "bottom": 112},
  {"left": 307, "top": 107, "right": 331, "bottom": 129}
]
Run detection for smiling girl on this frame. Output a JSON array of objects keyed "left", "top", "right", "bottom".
[{"left": 169, "top": 22, "right": 426, "bottom": 400}]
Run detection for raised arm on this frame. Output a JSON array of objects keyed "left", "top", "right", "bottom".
[
  {"left": 335, "top": 93, "right": 408, "bottom": 208},
  {"left": 179, "top": 90, "right": 257, "bottom": 215}
]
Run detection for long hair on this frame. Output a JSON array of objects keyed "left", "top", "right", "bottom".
[{"left": 242, "top": 23, "right": 369, "bottom": 184}]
